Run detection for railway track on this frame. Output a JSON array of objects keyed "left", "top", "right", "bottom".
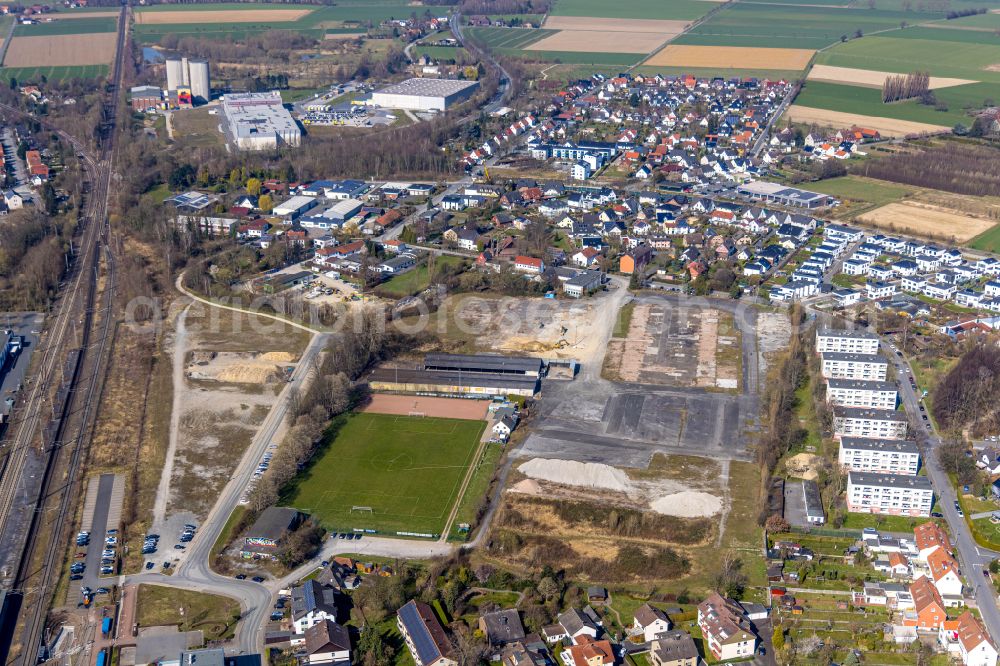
[{"left": 0, "top": 4, "right": 127, "bottom": 664}]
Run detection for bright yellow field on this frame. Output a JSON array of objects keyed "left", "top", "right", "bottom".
[
  {"left": 859, "top": 201, "right": 996, "bottom": 242},
  {"left": 134, "top": 8, "right": 313, "bottom": 24},
  {"left": 644, "top": 44, "right": 814, "bottom": 70}
]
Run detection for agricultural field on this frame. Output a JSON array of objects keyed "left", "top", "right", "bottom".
[
  {"left": 806, "top": 64, "right": 975, "bottom": 89},
  {"left": 13, "top": 16, "right": 116, "bottom": 35},
  {"left": 644, "top": 44, "right": 814, "bottom": 70},
  {"left": 465, "top": 26, "right": 640, "bottom": 65},
  {"left": 858, "top": 201, "right": 997, "bottom": 242},
  {"left": 784, "top": 105, "right": 950, "bottom": 135},
  {"left": 3, "top": 32, "right": 117, "bottom": 67},
  {"left": 133, "top": 1, "right": 419, "bottom": 44},
  {"left": 674, "top": 3, "right": 940, "bottom": 50},
  {"left": 548, "top": 0, "right": 712, "bottom": 21},
  {"left": 791, "top": 81, "right": 970, "bottom": 126},
  {"left": 0, "top": 65, "right": 107, "bottom": 81},
  {"left": 529, "top": 16, "right": 689, "bottom": 54},
  {"left": 280, "top": 411, "right": 486, "bottom": 536}
]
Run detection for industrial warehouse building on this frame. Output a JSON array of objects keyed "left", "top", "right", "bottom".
[
  {"left": 368, "top": 353, "right": 542, "bottom": 397},
  {"left": 223, "top": 91, "right": 301, "bottom": 151},
  {"left": 370, "top": 78, "right": 479, "bottom": 112}
]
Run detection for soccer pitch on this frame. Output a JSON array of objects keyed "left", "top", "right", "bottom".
[{"left": 281, "top": 412, "right": 486, "bottom": 536}]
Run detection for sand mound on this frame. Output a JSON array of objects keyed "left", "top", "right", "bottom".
[
  {"left": 508, "top": 479, "right": 543, "bottom": 495},
  {"left": 649, "top": 491, "right": 722, "bottom": 517},
  {"left": 216, "top": 365, "right": 278, "bottom": 383},
  {"left": 785, "top": 453, "right": 822, "bottom": 480},
  {"left": 261, "top": 351, "right": 295, "bottom": 362},
  {"left": 518, "top": 458, "right": 631, "bottom": 493}
]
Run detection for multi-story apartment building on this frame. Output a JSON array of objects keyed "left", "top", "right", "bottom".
[
  {"left": 833, "top": 406, "right": 908, "bottom": 439},
  {"left": 815, "top": 328, "right": 881, "bottom": 355},
  {"left": 697, "top": 592, "right": 758, "bottom": 662},
  {"left": 821, "top": 352, "right": 889, "bottom": 381},
  {"left": 838, "top": 437, "right": 920, "bottom": 475},
  {"left": 826, "top": 378, "right": 898, "bottom": 410},
  {"left": 847, "top": 472, "right": 934, "bottom": 517}
]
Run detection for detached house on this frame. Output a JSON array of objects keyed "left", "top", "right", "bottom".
[
  {"left": 303, "top": 619, "right": 351, "bottom": 666},
  {"left": 632, "top": 603, "right": 672, "bottom": 642},
  {"left": 397, "top": 600, "right": 456, "bottom": 666},
  {"left": 514, "top": 255, "right": 545, "bottom": 275},
  {"left": 291, "top": 580, "right": 340, "bottom": 635},
  {"left": 902, "top": 576, "right": 947, "bottom": 630},
  {"left": 697, "top": 592, "right": 758, "bottom": 661},
  {"left": 939, "top": 611, "right": 998, "bottom": 666}
]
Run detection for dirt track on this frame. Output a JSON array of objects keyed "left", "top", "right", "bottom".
[
  {"left": 134, "top": 8, "right": 312, "bottom": 24},
  {"left": 4, "top": 32, "right": 116, "bottom": 66},
  {"left": 361, "top": 394, "right": 491, "bottom": 420}
]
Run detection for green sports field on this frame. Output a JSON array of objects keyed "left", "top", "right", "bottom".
[{"left": 281, "top": 412, "right": 486, "bottom": 537}]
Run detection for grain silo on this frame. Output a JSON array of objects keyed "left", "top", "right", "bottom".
[
  {"left": 165, "top": 57, "right": 185, "bottom": 92},
  {"left": 188, "top": 59, "right": 210, "bottom": 103}
]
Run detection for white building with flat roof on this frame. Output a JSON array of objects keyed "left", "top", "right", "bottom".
[
  {"left": 222, "top": 91, "right": 301, "bottom": 150},
  {"left": 838, "top": 437, "right": 920, "bottom": 475},
  {"left": 826, "top": 378, "right": 898, "bottom": 410},
  {"left": 833, "top": 406, "right": 908, "bottom": 439},
  {"left": 371, "top": 78, "right": 479, "bottom": 112},
  {"left": 821, "top": 352, "right": 888, "bottom": 381},
  {"left": 847, "top": 472, "right": 933, "bottom": 516},
  {"left": 816, "top": 328, "right": 881, "bottom": 355}
]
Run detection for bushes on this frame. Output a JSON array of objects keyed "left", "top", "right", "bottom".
[{"left": 932, "top": 343, "right": 1000, "bottom": 434}]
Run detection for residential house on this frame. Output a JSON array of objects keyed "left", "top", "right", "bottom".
[
  {"left": 697, "top": 592, "right": 758, "bottom": 661},
  {"left": 923, "top": 547, "right": 963, "bottom": 600},
  {"left": 939, "top": 611, "right": 998, "bottom": 666},
  {"left": 561, "top": 637, "right": 614, "bottom": 666},
  {"left": 632, "top": 603, "right": 671, "bottom": 642},
  {"left": 902, "top": 576, "right": 948, "bottom": 630},
  {"left": 397, "top": 600, "right": 456, "bottom": 666},
  {"left": 514, "top": 256, "right": 545, "bottom": 275},
  {"left": 291, "top": 581, "right": 339, "bottom": 634},
  {"left": 542, "top": 609, "right": 599, "bottom": 645},
  {"left": 620, "top": 246, "right": 652, "bottom": 274},
  {"left": 649, "top": 631, "right": 699, "bottom": 666},
  {"left": 303, "top": 619, "right": 351, "bottom": 666},
  {"left": 479, "top": 609, "right": 526, "bottom": 649}
]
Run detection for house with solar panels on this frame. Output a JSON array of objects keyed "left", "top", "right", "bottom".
[{"left": 397, "top": 600, "right": 456, "bottom": 666}]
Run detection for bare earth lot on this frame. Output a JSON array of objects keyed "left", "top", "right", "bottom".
[
  {"left": 527, "top": 29, "right": 669, "bottom": 54},
  {"left": 360, "top": 394, "right": 491, "bottom": 420},
  {"left": 785, "top": 105, "right": 949, "bottom": 136},
  {"left": 644, "top": 44, "right": 814, "bottom": 70},
  {"left": 604, "top": 303, "right": 740, "bottom": 390},
  {"left": 4, "top": 33, "right": 116, "bottom": 66},
  {"left": 858, "top": 201, "right": 997, "bottom": 242},
  {"left": 807, "top": 64, "right": 977, "bottom": 90},
  {"left": 134, "top": 8, "right": 313, "bottom": 24}
]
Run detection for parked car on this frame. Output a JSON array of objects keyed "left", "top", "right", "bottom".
[
  {"left": 145, "top": 562, "right": 155, "bottom": 570},
  {"left": 235, "top": 574, "right": 247, "bottom": 580},
  {"left": 252, "top": 576, "right": 265, "bottom": 583}
]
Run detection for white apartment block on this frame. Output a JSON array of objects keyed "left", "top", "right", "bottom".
[
  {"left": 847, "top": 472, "right": 933, "bottom": 517},
  {"left": 816, "top": 328, "right": 881, "bottom": 355},
  {"left": 826, "top": 378, "right": 898, "bottom": 410},
  {"left": 833, "top": 406, "right": 908, "bottom": 439},
  {"left": 838, "top": 437, "right": 920, "bottom": 475},
  {"left": 821, "top": 352, "right": 889, "bottom": 381}
]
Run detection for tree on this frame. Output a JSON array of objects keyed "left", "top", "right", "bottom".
[
  {"left": 258, "top": 193, "right": 274, "bottom": 213},
  {"left": 628, "top": 92, "right": 640, "bottom": 108},
  {"left": 246, "top": 177, "right": 263, "bottom": 196},
  {"left": 772, "top": 626, "right": 785, "bottom": 651},
  {"left": 537, "top": 577, "right": 560, "bottom": 600},
  {"left": 358, "top": 626, "right": 395, "bottom": 666},
  {"left": 714, "top": 554, "right": 748, "bottom": 600}
]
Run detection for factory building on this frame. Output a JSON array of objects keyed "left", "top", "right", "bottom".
[
  {"left": 222, "top": 91, "right": 301, "bottom": 151},
  {"left": 164, "top": 56, "right": 211, "bottom": 104},
  {"left": 129, "top": 85, "right": 163, "bottom": 111},
  {"left": 370, "top": 78, "right": 479, "bottom": 112}
]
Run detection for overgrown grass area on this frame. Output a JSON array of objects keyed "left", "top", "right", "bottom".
[
  {"left": 804, "top": 175, "right": 914, "bottom": 217},
  {"left": 376, "top": 255, "right": 464, "bottom": 299},
  {"left": 281, "top": 412, "right": 486, "bottom": 536},
  {"left": 841, "top": 512, "right": 932, "bottom": 532},
  {"left": 969, "top": 224, "right": 1000, "bottom": 254},
  {"left": 136, "top": 585, "right": 241, "bottom": 641},
  {"left": 612, "top": 301, "right": 636, "bottom": 338},
  {"left": 448, "top": 443, "right": 503, "bottom": 541}
]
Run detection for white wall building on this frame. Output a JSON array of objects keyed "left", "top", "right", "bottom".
[
  {"left": 821, "top": 352, "right": 889, "bottom": 381},
  {"left": 222, "top": 91, "right": 301, "bottom": 150},
  {"left": 826, "top": 378, "right": 898, "bottom": 409},
  {"left": 816, "top": 328, "right": 881, "bottom": 355},
  {"left": 847, "top": 472, "right": 933, "bottom": 517},
  {"left": 833, "top": 406, "right": 908, "bottom": 439},
  {"left": 838, "top": 437, "right": 920, "bottom": 475},
  {"left": 371, "top": 78, "right": 479, "bottom": 112}
]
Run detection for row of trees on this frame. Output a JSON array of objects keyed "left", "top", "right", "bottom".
[
  {"left": 881, "top": 71, "right": 930, "bottom": 103},
  {"left": 932, "top": 343, "right": 1000, "bottom": 435},
  {"left": 945, "top": 6, "right": 988, "bottom": 19},
  {"left": 856, "top": 141, "right": 1000, "bottom": 197}
]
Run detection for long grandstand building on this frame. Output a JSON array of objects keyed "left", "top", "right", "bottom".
[{"left": 368, "top": 353, "right": 543, "bottom": 397}]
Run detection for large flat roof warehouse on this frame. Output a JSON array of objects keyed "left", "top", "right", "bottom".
[
  {"left": 371, "top": 78, "right": 479, "bottom": 112},
  {"left": 222, "top": 91, "right": 301, "bottom": 151},
  {"left": 423, "top": 353, "right": 543, "bottom": 376}
]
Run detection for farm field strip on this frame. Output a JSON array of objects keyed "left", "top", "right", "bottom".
[
  {"left": 3, "top": 32, "right": 116, "bottom": 67},
  {"left": 528, "top": 29, "right": 673, "bottom": 54},
  {"left": 807, "top": 64, "right": 977, "bottom": 89},
  {"left": 542, "top": 16, "right": 691, "bottom": 32},
  {"left": 13, "top": 16, "right": 116, "bottom": 35},
  {"left": 791, "top": 80, "right": 981, "bottom": 126},
  {"left": 785, "top": 104, "right": 949, "bottom": 135},
  {"left": 0, "top": 64, "right": 106, "bottom": 80},
  {"left": 644, "top": 44, "right": 814, "bottom": 69},
  {"left": 858, "top": 201, "right": 996, "bottom": 242},
  {"left": 549, "top": 0, "right": 712, "bottom": 20},
  {"left": 134, "top": 8, "right": 314, "bottom": 24}
]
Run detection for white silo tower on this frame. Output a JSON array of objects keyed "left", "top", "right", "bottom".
[
  {"left": 181, "top": 56, "right": 191, "bottom": 86},
  {"left": 165, "top": 57, "right": 185, "bottom": 91},
  {"left": 188, "top": 59, "right": 210, "bottom": 103}
]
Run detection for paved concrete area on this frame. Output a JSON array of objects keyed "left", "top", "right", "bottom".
[
  {"left": 783, "top": 480, "right": 808, "bottom": 529},
  {"left": 0, "top": 312, "right": 43, "bottom": 421},
  {"left": 80, "top": 473, "right": 118, "bottom": 590}
]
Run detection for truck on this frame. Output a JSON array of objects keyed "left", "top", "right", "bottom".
[
  {"left": 96, "top": 649, "right": 107, "bottom": 666},
  {"left": 101, "top": 617, "right": 112, "bottom": 637}
]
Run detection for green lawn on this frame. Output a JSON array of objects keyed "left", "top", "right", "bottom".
[
  {"left": 612, "top": 301, "right": 636, "bottom": 338},
  {"left": 793, "top": 80, "right": 974, "bottom": 126},
  {"left": 549, "top": 0, "right": 712, "bottom": 20},
  {"left": 136, "top": 585, "right": 241, "bottom": 641},
  {"left": 376, "top": 255, "right": 464, "bottom": 298},
  {"left": 969, "top": 224, "right": 1000, "bottom": 253},
  {"left": 805, "top": 176, "right": 913, "bottom": 207},
  {"left": 842, "top": 512, "right": 934, "bottom": 532},
  {"left": 448, "top": 442, "right": 503, "bottom": 541},
  {"left": 281, "top": 412, "right": 486, "bottom": 536},
  {"left": 13, "top": 16, "right": 116, "bottom": 35}
]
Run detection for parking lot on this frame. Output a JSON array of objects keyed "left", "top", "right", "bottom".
[{"left": 72, "top": 473, "right": 124, "bottom": 590}]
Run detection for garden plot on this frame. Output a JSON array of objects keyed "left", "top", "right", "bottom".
[{"left": 604, "top": 303, "right": 740, "bottom": 389}]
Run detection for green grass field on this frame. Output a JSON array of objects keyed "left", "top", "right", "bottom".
[
  {"left": 677, "top": 3, "right": 940, "bottom": 50},
  {"left": 816, "top": 33, "right": 1000, "bottom": 84},
  {"left": 794, "top": 80, "right": 974, "bottom": 125},
  {"left": 935, "top": 12, "right": 1000, "bottom": 29},
  {"left": 14, "top": 16, "right": 116, "bottom": 35},
  {"left": 549, "top": 0, "right": 711, "bottom": 20},
  {"left": 0, "top": 65, "right": 107, "bottom": 81},
  {"left": 969, "top": 224, "right": 1000, "bottom": 253},
  {"left": 633, "top": 65, "right": 806, "bottom": 80},
  {"left": 281, "top": 412, "right": 486, "bottom": 536},
  {"left": 805, "top": 175, "right": 913, "bottom": 206},
  {"left": 465, "top": 28, "right": 642, "bottom": 64}
]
